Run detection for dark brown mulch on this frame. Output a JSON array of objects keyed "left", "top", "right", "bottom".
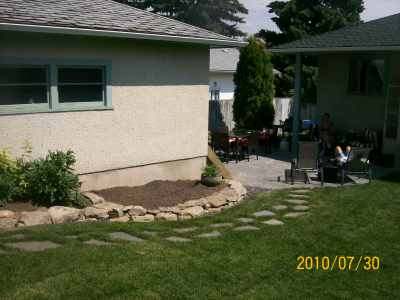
[{"left": 94, "top": 180, "right": 226, "bottom": 210}]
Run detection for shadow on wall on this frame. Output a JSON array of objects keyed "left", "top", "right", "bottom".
[
  {"left": 209, "top": 100, "right": 233, "bottom": 132},
  {"left": 1, "top": 31, "right": 210, "bottom": 87}
]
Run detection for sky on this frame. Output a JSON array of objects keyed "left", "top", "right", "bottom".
[{"left": 239, "top": 0, "right": 400, "bottom": 34}]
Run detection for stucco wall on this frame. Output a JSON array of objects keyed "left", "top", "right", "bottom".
[
  {"left": 209, "top": 72, "right": 235, "bottom": 100},
  {"left": 317, "top": 54, "right": 386, "bottom": 131},
  {"left": 0, "top": 32, "right": 209, "bottom": 179}
]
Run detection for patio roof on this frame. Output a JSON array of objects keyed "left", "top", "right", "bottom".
[{"left": 271, "top": 13, "right": 400, "bottom": 54}]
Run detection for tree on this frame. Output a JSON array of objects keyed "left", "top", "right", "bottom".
[
  {"left": 114, "top": 0, "right": 248, "bottom": 37},
  {"left": 257, "top": 0, "right": 364, "bottom": 100},
  {"left": 233, "top": 38, "right": 275, "bottom": 130}
]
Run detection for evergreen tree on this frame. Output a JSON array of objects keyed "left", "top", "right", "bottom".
[
  {"left": 114, "top": 0, "right": 248, "bottom": 37},
  {"left": 233, "top": 38, "right": 275, "bottom": 130}
]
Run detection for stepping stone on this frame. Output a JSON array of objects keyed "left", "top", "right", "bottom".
[
  {"left": 285, "top": 199, "right": 309, "bottom": 205},
  {"left": 8, "top": 234, "right": 26, "bottom": 240},
  {"left": 196, "top": 231, "right": 221, "bottom": 238},
  {"left": 109, "top": 232, "right": 144, "bottom": 243},
  {"left": 84, "top": 239, "right": 111, "bottom": 246},
  {"left": 272, "top": 205, "right": 288, "bottom": 211},
  {"left": 5, "top": 241, "right": 61, "bottom": 252},
  {"left": 0, "top": 249, "right": 7, "bottom": 254},
  {"left": 289, "top": 194, "right": 310, "bottom": 199},
  {"left": 262, "top": 219, "right": 284, "bottom": 226},
  {"left": 253, "top": 210, "right": 275, "bottom": 218},
  {"left": 284, "top": 212, "right": 307, "bottom": 219},
  {"left": 173, "top": 227, "right": 198, "bottom": 233},
  {"left": 237, "top": 217, "right": 255, "bottom": 223},
  {"left": 291, "top": 189, "right": 311, "bottom": 194},
  {"left": 65, "top": 235, "right": 79, "bottom": 239},
  {"left": 233, "top": 225, "right": 260, "bottom": 231},
  {"left": 292, "top": 205, "right": 309, "bottom": 212},
  {"left": 165, "top": 236, "right": 192, "bottom": 243},
  {"left": 210, "top": 223, "right": 234, "bottom": 228},
  {"left": 142, "top": 231, "right": 158, "bottom": 237}
]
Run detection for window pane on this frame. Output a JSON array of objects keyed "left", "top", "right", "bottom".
[
  {"left": 58, "top": 85, "right": 103, "bottom": 103},
  {"left": 0, "top": 67, "right": 47, "bottom": 84},
  {"left": 0, "top": 85, "right": 47, "bottom": 105},
  {"left": 58, "top": 68, "right": 103, "bottom": 83}
]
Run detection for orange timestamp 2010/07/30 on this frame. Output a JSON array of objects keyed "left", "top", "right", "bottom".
[{"left": 296, "top": 256, "right": 380, "bottom": 272}]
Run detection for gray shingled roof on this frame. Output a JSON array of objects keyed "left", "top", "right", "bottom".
[
  {"left": 272, "top": 13, "right": 400, "bottom": 53},
  {"left": 0, "top": 0, "right": 244, "bottom": 46}
]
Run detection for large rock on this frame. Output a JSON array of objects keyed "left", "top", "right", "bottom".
[
  {"left": 128, "top": 206, "right": 147, "bottom": 216},
  {"left": 48, "top": 206, "right": 82, "bottom": 224},
  {"left": 18, "top": 211, "right": 52, "bottom": 227},
  {"left": 84, "top": 207, "right": 109, "bottom": 220},
  {"left": 0, "top": 210, "right": 16, "bottom": 219},
  {"left": 93, "top": 201, "right": 124, "bottom": 212},
  {"left": 226, "top": 180, "right": 247, "bottom": 197},
  {"left": 156, "top": 212, "right": 178, "bottom": 221},
  {"left": 207, "top": 194, "right": 228, "bottom": 208},
  {"left": 131, "top": 214, "right": 155, "bottom": 222},
  {"left": 181, "top": 206, "right": 204, "bottom": 217},
  {"left": 82, "top": 192, "right": 105, "bottom": 205},
  {"left": 0, "top": 217, "right": 17, "bottom": 229},
  {"left": 110, "top": 216, "right": 130, "bottom": 223},
  {"left": 178, "top": 198, "right": 207, "bottom": 208},
  {"left": 220, "top": 188, "right": 239, "bottom": 202}
]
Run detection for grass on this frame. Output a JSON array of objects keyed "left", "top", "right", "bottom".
[{"left": 0, "top": 179, "right": 399, "bottom": 299}]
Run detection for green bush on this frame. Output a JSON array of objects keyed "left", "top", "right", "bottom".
[
  {"left": 24, "top": 150, "right": 81, "bottom": 207},
  {"left": 202, "top": 164, "right": 219, "bottom": 177},
  {"left": 0, "top": 150, "right": 19, "bottom": 206}
]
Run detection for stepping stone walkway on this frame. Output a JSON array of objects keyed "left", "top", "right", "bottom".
[
  {"left": 109, "top": 232, "right": 144, "bottom": 243},
  {"left": 285, "top": 199, "right": 309, "bottom": 205},
  {"left": 142, "top": 231, "right": 158, "bottom": 237},
  {"left": 262, "top": 219, "right": 284, "bottom": 226},
  {"left": 165, "top": 236, "right": 192, "bottom": 243},
  {"left": 291, "top": 189, "right": 311, "bottom": 194},
  {"left": 210, "top": 223, "right": 234, "bottom": 228},
  {"left": 292, "top": 205, "right": 309, "bottom": 212},
  {"left": 289, "top": 194, "right": 310, "bottom": 199},
  {"left": 272, "top": 205, "right": 288, "bottom": 211},
  {"left": 84, "top": 239, "right": 111, "bottom": 246},
  {"left": 173, "top": 227, "right": 198, "bottom": 233},
  {"left": 5, "top": 241, "right": 61, "bottom": 252},
  {"left": 284, "top": 212, "right": 307, "bottom": 219},
  {"left": 196, "top": 231, "right": 221, "bottom": 238},
  {"left": 253, "top": 210, "right": 275, "bottom": 218},
  {"left": 237, "top": 218, "right": 255, "bottom": 223},
  {"left": 233, "top": 225, "right": 260, "bottom": 231}
]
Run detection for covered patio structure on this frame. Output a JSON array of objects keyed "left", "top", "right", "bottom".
[{"left": 271, "top": 13, "right": 400, "bottom": 169}]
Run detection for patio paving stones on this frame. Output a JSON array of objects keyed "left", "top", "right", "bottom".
[
  {"left": 236, "top": 217, "right": 255, "bottom": 223},
  {"left": 84, "top": 239, "right": 112, "bottom": 246},
  {"left": 253, "top": 210, "right": 275, "bottom": 218},
  {"left": 173, "top": 227, "right": 198, "bottom": 234},
  {"left": 292, "top": 205, "right": 310, "bottom": 212},
  {"left": 196, "top": 231, "right": 222, "bottom": 238},
  {"left": 272, "top": 205, "right": 288, "bottom": 211},
  {"left": 284, "top": 199, "right": 309, "bottom": 205},
  {"left": 109, "top": 232, "right": 144, "bottom": 243},
  {"left": 210, "top": 223, "right": 234, "bottom": 228},
  {"left": 262, "top": 219, "right": 284, "bottom": 226},
  {"left": 5, "top": 241, "right": 61, "bottom": 252},
  {"left": 165, "top": 236, "right": 192, "bottom": 242},
  {"left": 233, "top": 225, "right": 260, "bottom": 231},
  {"left": 284, "top": 212, "right": 308, "bottom": 219}
]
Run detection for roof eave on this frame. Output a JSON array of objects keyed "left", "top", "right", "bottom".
[
  {"left": 0, "top": 22, "right": 247, "bottom": 47},
  {"left": 271, "top": 45, "right": 400, "bottom": 54}
]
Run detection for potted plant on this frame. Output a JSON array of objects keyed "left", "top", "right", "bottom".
[{"left": 201, "top": 164, "right": 222, "bottom": 187}]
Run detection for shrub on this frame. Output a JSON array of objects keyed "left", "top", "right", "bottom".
[
  {"left": 0, "top": 150, "right": 18, "bottom": 206},
  {"left": 25, "top": 150, "right": 81, "bottom": 207},
  {"left": 202, "top": 164, "right": 219, "bottom": 177}
]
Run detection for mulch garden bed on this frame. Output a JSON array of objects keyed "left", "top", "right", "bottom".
[{"left": 94, "top": 180, "right": 227, "bottom": 210}]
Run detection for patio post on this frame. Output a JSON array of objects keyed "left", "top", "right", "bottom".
[{"left": 292, "top": 53, "right": 302, "bottom": 156}]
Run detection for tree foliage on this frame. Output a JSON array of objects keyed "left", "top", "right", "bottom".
[
  {"left": 233, "top": 38, "right": 275, "bottom": 130},
  {"left": 257, "top": 0, "right": 364, "bottom": 100},
  {"left": 114, "top": 0, "right": 248, "bottom": 37}
]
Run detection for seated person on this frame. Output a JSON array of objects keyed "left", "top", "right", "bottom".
[{"left": 335, "top": 145, "right": 352, "bottom": 165}]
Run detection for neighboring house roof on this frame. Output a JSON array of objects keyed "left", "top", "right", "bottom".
[
  {"left": 0, "top": 0, "right": 245, "bottom": 47},
  {"left": 210, "top": 47, "right": 281, "bottom": 76},
  {"left": 272, "top": 13, "right": 400, "bottom": 53}
]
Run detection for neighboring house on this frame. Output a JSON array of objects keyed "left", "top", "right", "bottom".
[
  {"left": 0, "top": 0, "right": 244, "bottom": 191},
  {"left": 272, "top": 13, "right": 400, "bottom": 167},
  {"left": 209, "top": 48, "right": 290, "bottom": 131}
]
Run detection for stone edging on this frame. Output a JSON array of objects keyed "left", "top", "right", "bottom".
[{"left": 0, "top": 180, "right": 247, "bottom": 229}]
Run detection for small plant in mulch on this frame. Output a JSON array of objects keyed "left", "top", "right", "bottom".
[{"left": 201, "top": 164, "right": 222, "bottom": 187}]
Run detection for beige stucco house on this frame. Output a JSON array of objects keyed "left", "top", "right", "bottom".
[
  {"left": 0, "top": 0, "right": 244, "bottom": 191},
  {"left": 272, "top": 13, "right": 400, "bottom": 168}
]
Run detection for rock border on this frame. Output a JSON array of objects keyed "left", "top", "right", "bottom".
[{"left": 0, "top": 180, "right": 247, "bottom": 229}]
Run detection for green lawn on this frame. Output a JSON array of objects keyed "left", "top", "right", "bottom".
[{"left": 0, "top": 179, "right": 399, "bottom": 299}]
